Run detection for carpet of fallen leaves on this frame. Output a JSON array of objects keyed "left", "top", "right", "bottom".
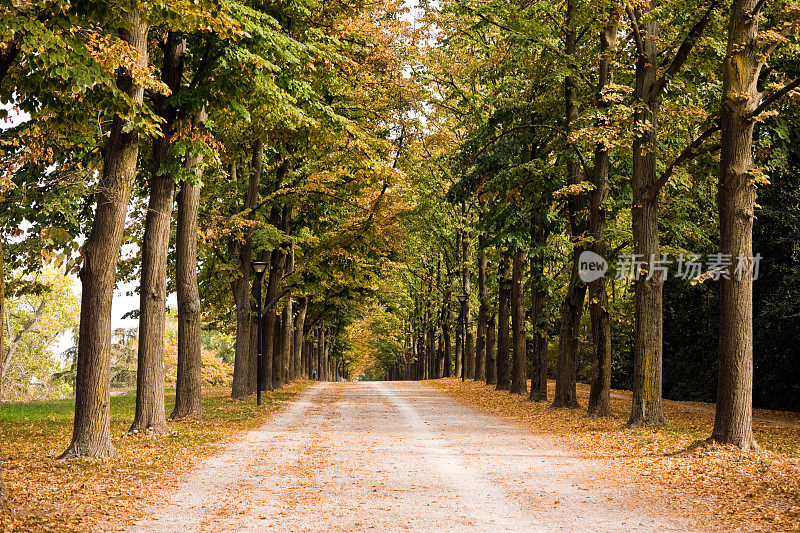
[
  {"left": 427, "top": 378, "right": 800, "bottom": 532},
  {"left": 0, "top": 381, "right": 308, "bottom": 532}
]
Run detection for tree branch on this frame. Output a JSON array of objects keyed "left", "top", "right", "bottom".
[
  {"left": 644, "top": 123, "right": 720, "bottom": 201},
  {"left": 749, "top": 76, "right": 800, "bottom": 119},
  {"left": 651, "top": 0, "right": 721, "bottom": 98}
]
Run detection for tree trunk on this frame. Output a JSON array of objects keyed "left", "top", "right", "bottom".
[
  {"left": 529, "top": 242, "right": 548, "bottom": 402},
  {"left": 61, "top": 10, "right": 147, "bottom": 458},
  {"left": 628, "top": 7, "right": 665, "bottom": 427},
  {"left": 711, "top": 0, "right": 760, "bottom": 449},
  {"left": 282, "top": 299, "right": 293, "bottom": 382},
  {"left": 587, "top": 13, "right": 619, "bottom": 419},
  {"left": 552, "top": 2, "right": 586, "bottom": 409},
  {"left": 551, "top": 252, "right": 585, "bottom": 408},
  {"left": 231, "top": 141, "right": 264, "bottom": 399},
  {"left": 273, "top": 310, "right": 284, "bottom": 386},
  {"left": 462, "top": 222, "right": 474, "bottom": 379},
  {"left": 131, "top": 36, "right": 186, "bottom": 434},
  {"left": 171, "top": 109, "right": 206, "bottom": 420},
  {"left": 475, "top": 222, "right": 488, "bottom": 382},
  {"left": 510, "top": 251, "right": 528, "bottom": 395},
  {"left": 294, "top": 297, "right": 307, "bottom": 381},
  {"left": 442, "top": 293, "right": 452, "bottom": 378},
  {"left": 0, "top": 239, "right": 7, "bottom": 504},
  {"left": 486, "top": 313, "right": 497, "bottom": 385},
  {"left": 496, "top": 258, "right": 511, "bottom": 391}
]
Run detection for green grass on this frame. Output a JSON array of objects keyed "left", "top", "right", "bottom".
[{"left": 0, "top": 382, "right": 309, "bottom": 532}]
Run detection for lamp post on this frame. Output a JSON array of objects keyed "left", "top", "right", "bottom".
[
  {"left": 252, "top": 261, "right": 268, "bottom": 405},
  {"left": 456, "top": 294, "right": 468, "bottom": 382}
]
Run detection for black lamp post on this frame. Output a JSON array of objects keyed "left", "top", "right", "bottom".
[
  {"left": 252, "top": 261, "right": 268, "bottom": 405},
  {"left": 456, "top": 293, "right": 468, "bottom": 382}
]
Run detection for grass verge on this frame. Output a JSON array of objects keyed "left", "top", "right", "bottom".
[
  {"left": 0, "top": 381, "right": 309, "bottom": 532},
  {"left": 427, "top": 378, "right": 800, "bottom": 531}
]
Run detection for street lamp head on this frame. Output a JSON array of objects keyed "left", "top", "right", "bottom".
[
  {"left": 251, "top": 261, "right": 268, "bottom": 275},
  {"left": 456, "top": 293, "right": 468, "bottom": 303}
]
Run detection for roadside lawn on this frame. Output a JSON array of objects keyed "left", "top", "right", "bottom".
[
  {"left": 428, "top": 378, "right": 800, "bottom": 532},
  {"left": 0, "top": 382, "right": 308, "bottom": 532}
]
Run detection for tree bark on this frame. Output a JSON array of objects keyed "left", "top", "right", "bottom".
[
  {"left": 496, "top": 258, "right": 511, "bottom": 390},
  {"left": 231, "top": 141, "right": 264, "bottom": 399},
  {"left": 294, "top": 297, "right": 307, "bottom": 381},
  {"left": 0, "top": 239, "right": 7, "bottom": 504},
  {"left": 551, "top": 252, "right": 585, "bottom": 408},
  {"left": 486, "top": 313, "right": 497, "bottom": 385},
  {"left": 61, "top": 10, "right": 147, "bottom": 458},
  {"left": 587, "top": 13, "right": 619, "bottom": 419},
  {"left": 462, "top": 220, "right": 474, "bottom": 379},
  {"left": 529, "top": 235, "right": 548, "bottom": 402},
  {"left": 171, "top": 109, "right": 206, "bottom": 420},
  {"left": 711, "top": 0, "right": 760, "bottom": 449},
  {"left": 131, "top": 36, "right": 186, "bottom": 434},
  {"left": 628, "top": 4, "right": 665, "bottom": 426},
  {"left": 552, "top": 1, "right": 586, "bottom": 409},
  {"left": 281, "top": 299, "right": 293, "bottom": 382},
  {"left": 475, "top": 217, "right": 488, "bottom": 382},
  {"left": 510, "top": 251, "right": 528, "bottom": 395}
]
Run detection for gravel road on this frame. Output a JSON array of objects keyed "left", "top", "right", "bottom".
[{"left": 129, "top": 382, "right": 691, "bottom": 532}]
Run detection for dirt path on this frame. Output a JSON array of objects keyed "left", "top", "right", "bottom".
[{"left": 129, "top": 382, "right": 691, "bottom": 532}]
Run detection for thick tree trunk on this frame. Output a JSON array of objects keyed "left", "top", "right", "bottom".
[
  {"left": 61, "top": 11, "right": 147, "bottom": 458},
  {"left": 294, "top": 297, "right": 307, "bottom": 381},
  {"left": 131, "top": 36, "right": 186, "bottom": 434},
  {"left": 711, "top": 0, "right": 760, "bottom": 449},
  {"left": 282, "top": 299, "right": 293, "bottom": 382},
  {"left": 462, "top": 224, "right": 474, "bottom": 379},
  {"left": 231, "top": 142, "right": 264, "bottom": 399},
  {"left": 442, "top": 294, "right": 452, "bottom": 378},
  {"left": 587, "top": 15, "right": 619, "bottom": 419},
  {"left": 628, "top": 9, "right": 665, "bottom": 426},
  {"left": 496, "top": 258, "right": 511, "bottom": 391},
  {"left": 529, "top": 241, "right": 548, "bottom": 402},
  {"left": 0, "top": 240, "right": 7, "bottom": 504},
  {"left": 486, "top": 314, "right": 497, "bottom": 385},
  {"left": 171, "top": 110, "right": 206, "bottom": 420},
  {"left": 454, "top": 289, "right": 463, "bottom": 379},
  {"left": 273, "top": 311, "right": 284, "bottom": 386},
  {"left": 510, "top": 251, "right": 528, "bottom": 395},
  {"left": 475, "top": 223, "right": 488, "bottom": 381},
  {"left": 552, "top": 3, "right": 586, "bottom": 409},
  {"left": 551, "top": 253, "right": 585, "bottom": 408}
]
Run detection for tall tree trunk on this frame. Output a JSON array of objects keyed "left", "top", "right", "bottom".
[
  {"left": 442, "top": 293, "right": 452, "bottom": 378},
  {"left": 61, "top": 11, "right": 147, "bottom": 458},
  {"left": 711, "top": 0, "right": 761, "bottom": 449},
  {"left": 231, "top": 141, "right": 264, "bottom": 399},
  {"left": 454, "top": 278, "right": 463, "bottom": 378},
  {"left": 462, "top": 219, "right": 474, "bottom": 379},
  {"left": 171, "top": 109, "right": 207, "bottom": 420},
  {"left": 294, "top": 297, "right": 307, "bottom": 381},
  {"left": 628, "top": 4, "right": 665, "bottom": 427},
  {"left": 282, "top": 299, "right": 293, "bottom": 382},
  {"left": 552, "top": 1, "right": 586, "bottom": 409},
  {"left": 511, "top": 251, "right": 528, "bottom": 395},
  {"left": 0, "top": 239, "right": 7, "bottom": 504},
  {"left": 587, "top": 13, "right": 619, "bottom": 419},
  {"left": 131, "top": 36, "right": 186, "bottom": 434},
  {"left": 486, "top": 313, "right": 497, "bottom": 385},
  {"left": 475, "top": 218, "right": 488, "bottom": 381},
  {"left": 496, "top": 258, "right": 511, "bottom": 391},
  {"left": 273, "top": 310, "right": 283, "bottom": 386},
  {"left": 552, "top": 253, "right": 585, "bottom": 408},
  {"left": 529, "top": 235, "right": 549, "bottom": 402}
]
